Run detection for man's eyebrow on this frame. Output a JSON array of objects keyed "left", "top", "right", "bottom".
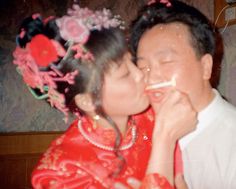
[
  {"left": 155, "top": 49, "right": 178, "bottom": 56},
  {"left": 137, "top": 49, "right": 178, "bottom": 60}
]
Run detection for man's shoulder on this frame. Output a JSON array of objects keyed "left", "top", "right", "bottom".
[
  {"left": 213, "top": 91, "right": 236, "bottom": 117},
  {"left": 219, "top": 96, "right": 236, "bottom": 121}
]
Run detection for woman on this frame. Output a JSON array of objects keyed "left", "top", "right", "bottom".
[{"left": 12, "top": 4, "right": 196, "bottom": 189}]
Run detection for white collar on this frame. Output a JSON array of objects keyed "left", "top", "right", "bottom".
[{"left": 179, "top": 89, "right": 221, "bottom": 150}]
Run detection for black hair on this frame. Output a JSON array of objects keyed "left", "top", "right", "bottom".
[
  {"left": 17, "top": 15, "right": 127, "bottom": 177},
  {"left": 61, "top": 27, "right": 127, "bottom": 178},
  {"left": 130, "top": 0, "right": 216, "bottom": 60},
  {"left": 17, "top": 16, "right": 44, "bottom": 48}
]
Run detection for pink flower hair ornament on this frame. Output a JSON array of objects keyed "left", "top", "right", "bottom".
[
  {"left": 12, "top": 5, "right": 124, "bottom": 122},
  {"left": 148, "top": 0, "right": 172, "bottom": 7}
]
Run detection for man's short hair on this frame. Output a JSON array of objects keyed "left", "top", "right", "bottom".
[{"left": 130, "top": 0, "right": 216, "bottom": 59}]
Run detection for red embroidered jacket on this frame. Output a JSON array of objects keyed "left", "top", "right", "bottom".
[{"left": 31, "top": 109, "right": 176, "bottom": 189}]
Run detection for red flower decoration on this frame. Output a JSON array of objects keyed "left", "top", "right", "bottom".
[{"left": 29, "top": 34, "right": 58, "bottom": 67}]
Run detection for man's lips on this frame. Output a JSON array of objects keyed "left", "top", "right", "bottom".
[
  {"left": 144, "top": 78, "right": 176, "bottom": 103},
  {"left": 146, "top": 90, "right": 165, "bottom": 103}
]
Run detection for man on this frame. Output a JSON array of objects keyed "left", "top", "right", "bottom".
[{"left": 130, "top": 0, "right": 236, "bottom": 188}]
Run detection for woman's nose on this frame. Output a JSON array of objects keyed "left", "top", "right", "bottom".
[{"left": 132, "top": 64, "right": 144, "bottom": 82}]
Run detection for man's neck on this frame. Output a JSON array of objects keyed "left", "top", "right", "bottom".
[{"left": 195, "top": 87, "right": 215, "bottom": 113}]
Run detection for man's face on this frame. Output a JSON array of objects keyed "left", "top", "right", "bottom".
[{"left": 137, "top": 23, "right": 212, "bottom": 111}]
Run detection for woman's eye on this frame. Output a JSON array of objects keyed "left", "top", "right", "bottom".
[
  {"left": 121, "top": 71, "right": 130, "bottom": 78},
  {"left": 124, "top": 71, "right": 130, "bottom": 77}
]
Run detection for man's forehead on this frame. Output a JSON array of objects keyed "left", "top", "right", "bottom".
[
  {"left": 139, "top": 23, "right": 188, "bottom": 42},
  {"left": 138, "top": 23, "right": 192, "bottom": 51},
  {"left": 137, "top": 48, "right": 178, "bottom": 58}
]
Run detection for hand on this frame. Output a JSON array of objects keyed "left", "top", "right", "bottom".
[
  {"left": 175, "top": 174, "right": 188, "bottom": 189},
  {"left": 114, "top": 175, "right": 188, "bottom": 189},
  {"left": 152, "top": 90, "right": 197, "bottom": 142},
  {"left": 114, "top": 177, "right": 141, "bottom": 189}
]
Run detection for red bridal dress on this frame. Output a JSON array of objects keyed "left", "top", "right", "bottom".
[{"left": 31, "top": 109, "right": 179, "bottom": 189}]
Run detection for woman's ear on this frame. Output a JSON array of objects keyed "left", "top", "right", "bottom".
[
  {"left": 201, "top": 54, "right": 213, "bottom": 80},
  {"left": 74, "top": 93, "right": 95, "bottom": 112}
]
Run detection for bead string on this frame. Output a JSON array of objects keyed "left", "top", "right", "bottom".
[{"left": 77, "top": 120, "right": 137, "bottom": 151}]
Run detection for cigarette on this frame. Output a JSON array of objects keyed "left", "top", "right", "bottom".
[{"left": 145, "top": 77, "right": 176, "bottom": 90}]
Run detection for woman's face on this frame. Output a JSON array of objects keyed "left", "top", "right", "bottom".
[{"left": 102, "top": 52, "right": 149, "bottom": 118}]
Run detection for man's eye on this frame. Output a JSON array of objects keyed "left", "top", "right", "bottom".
[
  {"left": 139, "top": 66, "right": 150, "bottom": 73},
  {"left": 161, "top": 60, "right": 174, "bottom": 64}
]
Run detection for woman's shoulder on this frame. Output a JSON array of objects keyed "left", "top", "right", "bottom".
[
  {"left": 31, "top": 119, "right": 101, "bottom": 187},
  {"left": 33, "top": 119, "right": 96, "bottom": 170}
]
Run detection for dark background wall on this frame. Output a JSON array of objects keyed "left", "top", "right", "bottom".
[
  {"left": 0, "top": 0, "right": 145, "bottom": 132},
  {"left": 0, "top": 0, "right": 235, "bottom": 132}
]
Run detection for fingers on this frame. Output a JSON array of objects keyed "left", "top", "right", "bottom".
[
  {"left": 114, "top": 177, "right": 141, "bottom": 189},
  {"left": 163, "top": 90, "right": 191, "bottom": 108},
  {"left": 152, "top": 89, "right": 190, "bottom": 114},
  {"left": 127, "top": 177, "right": 141, "bottom": 189},
  {"left": 175, "top": 174, "right": 188, "bottom": 189},
  {"left": 114, "top": 182, "right": 129, "bottom": 189},
  {"left": 152, "top": 89, "right": 198, "bottom": 141}
]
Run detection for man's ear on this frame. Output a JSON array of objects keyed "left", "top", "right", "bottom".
[
  {"left": 74, "top": 93, "right": 95, "bottom": 112},
  {"left": 201, "top": 54, "right": 213, "bottom": 80}
]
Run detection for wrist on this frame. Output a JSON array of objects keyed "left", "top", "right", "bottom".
[
  {"left": 152, "top": 126, "right": 177, "bottom": 148},
  {"left": 147, "top": 135, "right": 176, "bottom": 185}
]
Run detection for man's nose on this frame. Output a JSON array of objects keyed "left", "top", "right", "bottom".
[{"left": 147, "top": 66, "right": 163, "bottom": 84}]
